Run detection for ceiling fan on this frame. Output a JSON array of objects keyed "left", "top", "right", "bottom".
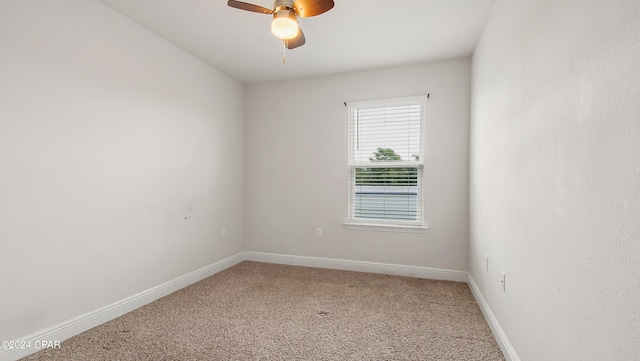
[{"left": 227, "top": 0, "right": 334, "bottom": 51}]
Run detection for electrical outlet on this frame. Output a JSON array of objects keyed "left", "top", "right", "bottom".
[
  {"left": 501, "top": 272, "right": 506, "bottom": 292},
  {"left": 221, "top": 228, "right": 227, "bottom": 239},
  {"left": 315, "top": 227, "right": 323, "bottom": 238},
  {"left": 485, "top": 255, "right": 489, "bottom": 271}
]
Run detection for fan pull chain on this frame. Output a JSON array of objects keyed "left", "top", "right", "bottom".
[{"left": 282, "top": 40, "right": 287, "bottom": 64}]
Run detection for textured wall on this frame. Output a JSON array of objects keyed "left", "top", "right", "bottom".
[
  {"left": 245, "top": 59, "right": 471, "bottom": 271},
  {"left": 470, "top": 0, "right": 640, "bottom": 359},
  {"left": 0, "top": 0, "right": 245, "bottom": 341}
]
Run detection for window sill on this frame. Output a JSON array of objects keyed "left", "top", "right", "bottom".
[{"left": 343, "top": 221, "right": 429, "bottom": 234}]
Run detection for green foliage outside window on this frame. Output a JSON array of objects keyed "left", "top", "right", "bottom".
[{"left": 355, "top": 148, "right": 418, "bottom": 186}]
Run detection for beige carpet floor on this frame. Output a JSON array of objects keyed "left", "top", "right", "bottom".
[{"left": 22, "top": 261, "right": 505, "bottom": 361}]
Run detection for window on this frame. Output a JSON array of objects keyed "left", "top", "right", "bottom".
[{"left": 346, "top": 95, "right": 427, "bottom": 230}]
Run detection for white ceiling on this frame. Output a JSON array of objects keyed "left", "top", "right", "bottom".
[{"left": 97, "top": 0, "right": 495, "bottom": 84}]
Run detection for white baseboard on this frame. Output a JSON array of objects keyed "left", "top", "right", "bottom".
[
  {"left": 243, "top": 251, "right": 468, "bottom": 282},
  {"left": 467, "top": 275, "right": 520, "bottom": 361},
  {"left": 0, "top": 253, "right": 244, "bottom": 361}
]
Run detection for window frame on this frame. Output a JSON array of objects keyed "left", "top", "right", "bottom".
[{"left": 344, "top": 95, "right": 428, "bottom": 232}]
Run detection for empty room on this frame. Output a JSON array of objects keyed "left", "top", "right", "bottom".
[{"left": 1, "top": 0, "right": 638, "bottom": 360}]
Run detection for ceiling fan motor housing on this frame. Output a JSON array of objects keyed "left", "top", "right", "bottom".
[{"left": 273, "top": 0, "right": 295, "bottom": 8}]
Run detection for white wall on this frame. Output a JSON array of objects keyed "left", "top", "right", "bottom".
[
  {"left": 470, "top": 0, "right": 640, "bottom": 360},
  {"left": 245, "top": 59, "right": 471, "bottom": 271},
  {"left": 0, "top": 0, "right": 244, "bottom": 341}
]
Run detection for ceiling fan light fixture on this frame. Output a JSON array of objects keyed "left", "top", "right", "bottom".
[{"left": 271, "top": 9, "right": 299, "bottom": 40}]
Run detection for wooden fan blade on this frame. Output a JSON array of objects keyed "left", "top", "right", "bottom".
[
  {"left": 286, "top": 27, "right": 306, "bottom": 49},
  {"left": 292, "top": 0, "right": 334, "bottom": 17},
  {"left": 227, "top": 0, "right": 272, "bottom": 14}
]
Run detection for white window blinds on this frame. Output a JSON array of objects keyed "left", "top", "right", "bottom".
[{"left": 347, "top": 95, "right": 426, "bottom": 225}]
